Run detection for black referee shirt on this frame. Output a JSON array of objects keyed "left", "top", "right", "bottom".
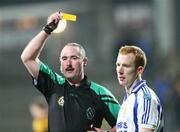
[{"left": 33, "top": 62, "right": 120, "bottom": 132}]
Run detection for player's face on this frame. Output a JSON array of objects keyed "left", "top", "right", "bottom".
[
  {"left": 60, "top": 45, "right": 86, "bottom": 83},
  {"left": 116, "top": 53, "right": 137, "bottom": 88}
]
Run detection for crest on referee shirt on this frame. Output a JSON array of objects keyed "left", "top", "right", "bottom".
[
  {"left": 86, "top": 107, "right": 95, "bottom": 120},
  {"left": 58, "top": 96, "right": 64, "bottom": 106}
]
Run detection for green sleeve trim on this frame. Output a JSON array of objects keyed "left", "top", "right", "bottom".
[
  {"left": 90, "top": 82, "right": 120, "bottom": 119},
  {"left": 40, "top": 62, "right": 65, "bottom": 84}
]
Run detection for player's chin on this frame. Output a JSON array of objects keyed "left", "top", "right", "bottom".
[{"left": 118, "top": 80, "right": 125, "bottom": 86}]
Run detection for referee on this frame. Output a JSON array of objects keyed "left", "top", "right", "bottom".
[{"left": 21, "top": 12, "right": 120, "bottom": 132}]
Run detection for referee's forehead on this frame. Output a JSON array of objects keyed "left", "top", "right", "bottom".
[{"left": 60, "top": 45, "right": 80, "bottom": 57}]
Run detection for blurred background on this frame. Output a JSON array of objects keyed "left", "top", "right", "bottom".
[{"left": 0, "top": 0, "right": 180, "bottom": 131}]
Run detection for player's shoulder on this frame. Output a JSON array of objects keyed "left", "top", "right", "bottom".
[{"left": 138, "top": 86, "right": 160, "bottom": 103}]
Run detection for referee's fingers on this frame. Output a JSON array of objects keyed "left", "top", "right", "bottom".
[{"left": 47, "top": 12, "right": 61, "bottom": 24}]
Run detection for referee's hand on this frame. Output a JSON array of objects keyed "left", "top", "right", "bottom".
[
  {"left": 47, "top": 12, "right": 62, "bottom": 25},
  {"left": 43, "top": 11, "right": 63, "bottom": 34}
]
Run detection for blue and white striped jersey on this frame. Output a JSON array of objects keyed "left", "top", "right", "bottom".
[{"left": 116, "top": 80, "right": 163, "bottom": 132}]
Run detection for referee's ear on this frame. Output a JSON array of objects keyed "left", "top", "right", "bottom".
[{"left": 83, "top": 57, "right": 88, "bottom": 67}]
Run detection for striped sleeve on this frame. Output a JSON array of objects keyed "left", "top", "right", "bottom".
[
  {"left": 138, "top": 86, "right": 162, "bottom": 130},
  {"left": 39, "top": 62, "right": 65, "bottom": 85},
  {"left": 33, "top": 62, "right": 65, "bottom": 96},
  {"left": 90, "top": 82, "right": 120, "bottom": 125}
]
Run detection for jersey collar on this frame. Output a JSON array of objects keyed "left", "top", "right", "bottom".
[
  {"left": 66, "top": 75, "right": 90, "bottom": 89},
  {"left": 123, "top": 80, "right": 146, "bottom": 101},
  {"left": 131, "top": 80, "right": 146, "bottom": 94}
]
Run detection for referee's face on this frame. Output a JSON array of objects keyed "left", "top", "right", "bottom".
[
  {"left": 116, "top": 53, "right": 137, "bottom": 88},
  {"left": 60, "top": 45, "right": 86, "bottom": 83}
]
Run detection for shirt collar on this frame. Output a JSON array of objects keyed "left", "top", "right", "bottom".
[
  {"left": 123, "top": 80, "right": 146, "bottom": 101},
  {"left": 131, "top": 80, "right": 146, "bottom": 94},
  {"left": 66, "top": 75, "right": 90, "bottom": 89}
]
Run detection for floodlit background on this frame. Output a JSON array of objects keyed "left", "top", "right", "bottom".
[{"left": 0, "top": 0, "right": 180, "bottom": 131}]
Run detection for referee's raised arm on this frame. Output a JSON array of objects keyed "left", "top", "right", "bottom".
[{"left": 20, "top": 12, "right": 62, "bottom": 78}]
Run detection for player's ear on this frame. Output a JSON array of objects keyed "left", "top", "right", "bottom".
[{"left": 137, "top": 66, "right": 144, "bottom": 74}]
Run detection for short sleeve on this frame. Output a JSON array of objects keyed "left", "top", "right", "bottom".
[
  {"left": 90, "top": 82, "right": 120, "bottom": 127},
  {"left": 32, "top": 62, "right": 65, "bottom": 97},
  {"left": 137, "top": 91, "right": 162, "bottom": 130}
]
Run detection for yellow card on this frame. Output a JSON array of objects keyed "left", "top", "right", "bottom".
[{"left": 61, "top": 13, "right": 77, "bottom": 21}]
